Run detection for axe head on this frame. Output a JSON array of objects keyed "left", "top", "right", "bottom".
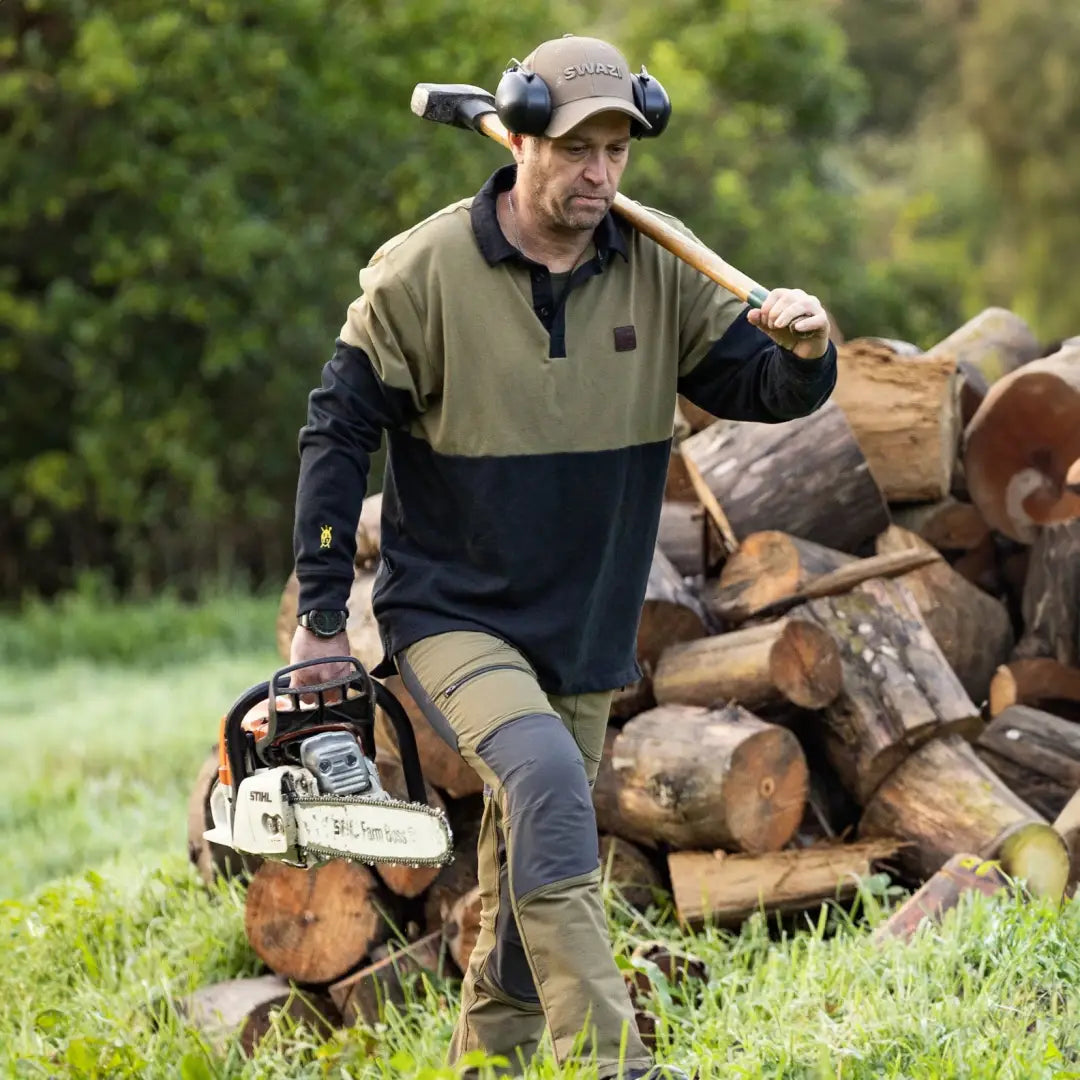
[{"left": 411, "top": 83, "right": 497, "bottom": 134}]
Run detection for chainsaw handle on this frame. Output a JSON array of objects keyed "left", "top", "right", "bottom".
[{"left": 373, "top": 680, "right": 428, "bottom": 805}]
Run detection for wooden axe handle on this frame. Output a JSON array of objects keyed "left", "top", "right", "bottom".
[{"left": 477, "top": 112, "right": 769, "bottom": 309}]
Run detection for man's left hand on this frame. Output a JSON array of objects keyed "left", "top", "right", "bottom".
[{"left": 747, "top": 288, "right": 830, "bottom": 360}]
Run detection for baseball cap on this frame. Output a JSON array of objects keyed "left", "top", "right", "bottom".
[{"left": 520, "top": 35, "right": 650, "bottom": 138}]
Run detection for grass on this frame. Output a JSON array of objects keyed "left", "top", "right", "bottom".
[{"left": 2, "top": 594, "right": 1080, "bottom": 1078}]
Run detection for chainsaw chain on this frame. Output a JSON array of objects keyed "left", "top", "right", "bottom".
[{"left": 290, "top": 792, "right": 455, "bottom": 868}]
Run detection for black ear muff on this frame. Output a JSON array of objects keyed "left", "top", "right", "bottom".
[
  {"left": 495, "top": 62, "right": 552, "bottom": 136},
  {"left": 631, "top": 66, "right": 671, "bottom": 138}
]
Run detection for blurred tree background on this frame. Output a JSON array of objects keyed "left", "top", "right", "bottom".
[{"left": 2, "top": 0, "right": 1076, "bottom": 603}]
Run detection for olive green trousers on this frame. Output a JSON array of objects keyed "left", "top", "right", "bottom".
[{"left": 397, "top": 631, "right": 650, "bottom": 1078}]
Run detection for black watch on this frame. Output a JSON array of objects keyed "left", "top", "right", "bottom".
[{"left": 298, "top": 609, "right": 349, "bottom": 638}]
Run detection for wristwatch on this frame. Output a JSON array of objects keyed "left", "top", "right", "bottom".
[{"left": 298, "top": 609, "right": 349, "bottom": 638}]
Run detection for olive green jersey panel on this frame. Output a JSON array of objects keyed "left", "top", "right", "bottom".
[{"left": 337, "top": 195, "right": 744, "bottom": 458}]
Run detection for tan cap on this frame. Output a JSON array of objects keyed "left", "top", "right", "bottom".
[{"left": 521, "top": 35, "right": 649, "bottom": 138}]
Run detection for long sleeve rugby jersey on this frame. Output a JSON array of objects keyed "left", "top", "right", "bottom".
[{"left": 294, "top": 165, "right": 837, "bottom": 695}]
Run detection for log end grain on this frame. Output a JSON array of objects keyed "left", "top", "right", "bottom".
[
  {"left": 995, "top": 822, "right": 1070, "bottom": 902},
  {"left": 771, "top": 620, "right": 842, "bottom": 709}
]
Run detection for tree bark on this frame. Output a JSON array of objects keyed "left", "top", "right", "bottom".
[
  {"left": 988, "top": 658, "right": 1080, "bottom": 720},
  {"left": 178, "top": 975, "right": 340, "bottom": 1057},
  {"left": 802, "top": 577, "right": 981, "bottom": 804},
  {"left": 927, "top": 306, "right": 1041, "bottom": 386},
  {"left": 963, "top": 345, "right": 1080, "bottom": 542},
  {"left": 891, "top": 497, "right": 990, "bottom": 552},
  {"left": 858, "top": 733, "right": 1069, "bottom": 896},
  {"left": 327, "top": 932, "right": 446, "bottom": 1027},
  {"left": 832, "top": 338, "right": 958, "bottom": 501},
  {"left": 244, "top": 860, "right": 395, "bottom": 984},
  {"left": 875, "top": 524, "right": 1013, "bottom": 704},
  {"left": 593, "top": 726, "right": 658, "bottom": 849},
  {"left": 1014, "top": 521, "right": 1080, "bottom": 667},
  {"left": 612, "top": 703, "right": 808, "bottom": 854},
  {"left": 657, "top": 500, "right": 707, "bottom": 578},
  {"left": 679, "top": 401, "right": 890, "bottom": 554},
  {"left": 668, "top": 839, "right": 901, "bottom": 928},
  {"left": 652, "top": 614, "right": 842, "bottom": 711},
  {"left": 975, "top": 705, "right": 1080, "bottom": 820},
  {"left": 374, "top": 674, "right": 484, "bottom": 799},
  {"left": 598, "top": 834, "right": 663, "bottom": 911}
]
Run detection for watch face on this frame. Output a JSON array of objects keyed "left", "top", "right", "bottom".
[{"left": 311, "top": 610, "right": 346, "bottom": 636}]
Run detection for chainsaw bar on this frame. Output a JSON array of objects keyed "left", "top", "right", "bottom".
[{"left": 291, "top": 792, "right": 454, "bottom": 868}]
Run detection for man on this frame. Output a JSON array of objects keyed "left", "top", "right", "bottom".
[{"left": 289, "top": 34, "right": 835, "bottom": 1080}]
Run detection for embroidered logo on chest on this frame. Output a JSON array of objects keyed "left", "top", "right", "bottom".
[{"left": 613, "top": 325, "right": 637, "bottom": 352}]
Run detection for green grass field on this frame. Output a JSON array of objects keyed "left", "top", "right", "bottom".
[{"left": 2, "top": 595, "right": 1080, "bottom": 1079}]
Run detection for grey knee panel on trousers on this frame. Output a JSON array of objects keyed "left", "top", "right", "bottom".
[
  {"left": 490, "top": 832, "right": 541, "bottom": 1005},
  {"left": 476, "top": 712, "right": 600, "bottom": 900}
]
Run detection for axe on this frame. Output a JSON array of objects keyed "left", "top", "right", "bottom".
[{"left": 411, "top": 82, "right": 811, "bottom": 330}]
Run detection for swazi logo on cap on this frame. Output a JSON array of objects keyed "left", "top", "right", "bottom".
[{"left": 563, "top": 63, "right": 623, "bottom": 80}]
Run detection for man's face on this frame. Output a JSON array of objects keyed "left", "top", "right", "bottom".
[{"left": 516, "top": 112, "right": 632, "bottom": 233}]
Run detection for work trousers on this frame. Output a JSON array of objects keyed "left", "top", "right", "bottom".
[{"left": 397, "top": 630, "right": 651, "bottom": 1078}]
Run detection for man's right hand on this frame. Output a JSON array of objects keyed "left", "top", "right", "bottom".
[{"left": 289, "top": 626, "right": 354, "bottom": 703}]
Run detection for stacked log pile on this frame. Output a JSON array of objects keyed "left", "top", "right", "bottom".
[{"left": 183, "top": 306, "right": 1080, "bottom": 1049}]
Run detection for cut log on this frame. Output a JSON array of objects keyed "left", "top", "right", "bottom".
[
  {"left": 609, "top": 678, "right": 656, "bottom": 722},
  {"left": 593, "top": 726, "right": 658, "bottom": 849},
  {"left": 677, "top": 394, "right": 718, "bottom": 434},
  {"left": 652, "top": 615, "right": 841, "bottom": 711},
  {"left": 355, "top": 492, "right": 383, "bottom": 569},
  {"left": 657, "top": 500, "right": 706, "bottom": 578},
  {"left": 988, "top": 659, "right": 1080, "bottom": 720},
  {"left": 801, "top": 577, "right": 981, "bottom": 804},
  {"left": 832, "top": 338, "right": 958, "bottom": 501},
  {"left": 926, "top": 307, "right": 1041, "bottom": 386},
  {"left": 369, "top": 753, "right": 449, "bottom": 899},
  {"left": 679, "top": 401, "right": 890, "bottom": 554},
  {"left": 612, "top": 704, "right": 808, "bottom": 853},
  {"left": 890, "top": 497, "right": 990, "bottom": 553},
  {"left": 328, "top": 932, "right": 447, "bottom": 1027},
  {"left": 1014, "top": 521, "right": 1080, "bottom": 667},
  {"left": 875, "top": 525, "right": 1013, "bottom": 704},
  {"left": 276, "top": 568, "right": 382, "bottom": 670},
  {"left": 423, "top": 805, "right": 482, "bottom": 936},
  {"left": 963, "top": 345, "right": 1080, "bottom": 542},
  {"left": 872, "top": 853, "right": 1012, "bottom": 943},
  {"left": 443, "top": 885, "right": 482, "bottom": 975},
  {"left": 374, "top": 674, "right": 483, "bottom": 799},
  {"left": 1053, "top": 789, "right": 1080, "bottom": 892},
  {"left": 598, "top": 834, "right": 663, "bottom": 911},
  {"left": 706, "top": 531, "right": 853, "bottom": 624},
  {"left": 178, "top": 974, "right": 340, "bottom": 1057},
  {"left": 668, "top": 839, "right": 901, "bottom": 928},
  {"left": 622, "top": 940, "right": 709, "bottom": 1048},
  {"left": 975, "top": 705, "right": 1080, "bottom": 820},
  {"left": 858, "top": 733, "right": 1069, "bottom": 897},
  {"left": 637, "top": 546, "right": 708, "bottom": 670},
  {"left": 244, "top": 860, "right": 395, "bottom": 984},
  {"left": 187, "top": 748, "right": 261, "bottom": 886}
]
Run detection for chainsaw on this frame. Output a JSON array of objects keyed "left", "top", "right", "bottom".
[{"left": 203, "top": 656, "right": 454, "bottom": 870}]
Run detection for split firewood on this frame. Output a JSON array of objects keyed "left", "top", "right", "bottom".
[
  {"left": 372, "top": 754, "right": 448, "bottom": 899},
  {"left": 1053, "top": 790, "right": 1080, "bottom": 893},
  {"left": 975, "top": 705, "right": 1080, "bottom": 821},
  {"left": 244, "top": 860, "right": 396, "bottom": 984},
  {"left": 890, "top": 497, "right": 990, "bottom": 553},
  {"left": 658, "top": 500, "right": 707, "bottom": 578},
  {"left": 872, "top": 853, "right": 1012, "bottom": 944},
  {"left": 374, "top": 674, "right": 484, "bottom": 799},
  {"left": 679, "top": 401, "right": 890, "bottom": 555},
  {"left": 801, "top": 577, "right": 981, "bottom": 804},
  {"left": 1013, "top": 520, "right": 1080, "bottom": 668},
  {"left": 668, "top": 839, "right": 902, "bottom": 928},
  {"left": 652, "top": 614, "right": 841, "bottom": 711},
  {"left": 598, "top": 834, "right": 663, "bottom": 911},
  {"left": 706, "top": 530, "right": 853, "bottom": 624},
  {"left": 637, "top": 546, "right": 708, "bottom": 670},
  {"left": 443, "top": 885, "right": 482, "bottom": 975},
  {"left": 276, "top": 568, "right": 382, "bottom": 671},
  {"left": 858, "top": 734, "right": 1070, "bottom": 899},
  {"left": 328, "top": 931, "right": 447, "bottom": 1027},
  {"left": 988, "top": 659, "right": 1080, "bottom": 719},
  {"left": 186, "top": 748, "right": 261, "bottom": 886},
  {"left": 593, "top": 727, "right": 658, "bottom": 849},
  {"left": 832, "top": 338, "right": 958, "bottom": 501},
  {"left": 963, "top": 344, "right": 1080, "bottom": 543},
  {"left": 875, "top": 525, "right": 1013, "bottom": 704},
  {"left": 178, "top": 974, "right": 340, "bottom": 1057},
  {"left": 612, "top": 703, "right": 808, "bottom": 854}
]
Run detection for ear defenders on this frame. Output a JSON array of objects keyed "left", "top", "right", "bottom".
[{"left": 494, "top": 61, "right": 671, "bottom": 139}]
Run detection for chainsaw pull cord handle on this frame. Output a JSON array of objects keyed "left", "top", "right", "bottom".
[{"left": 373, "top": 680, "right": 428, "bottom": 806}]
